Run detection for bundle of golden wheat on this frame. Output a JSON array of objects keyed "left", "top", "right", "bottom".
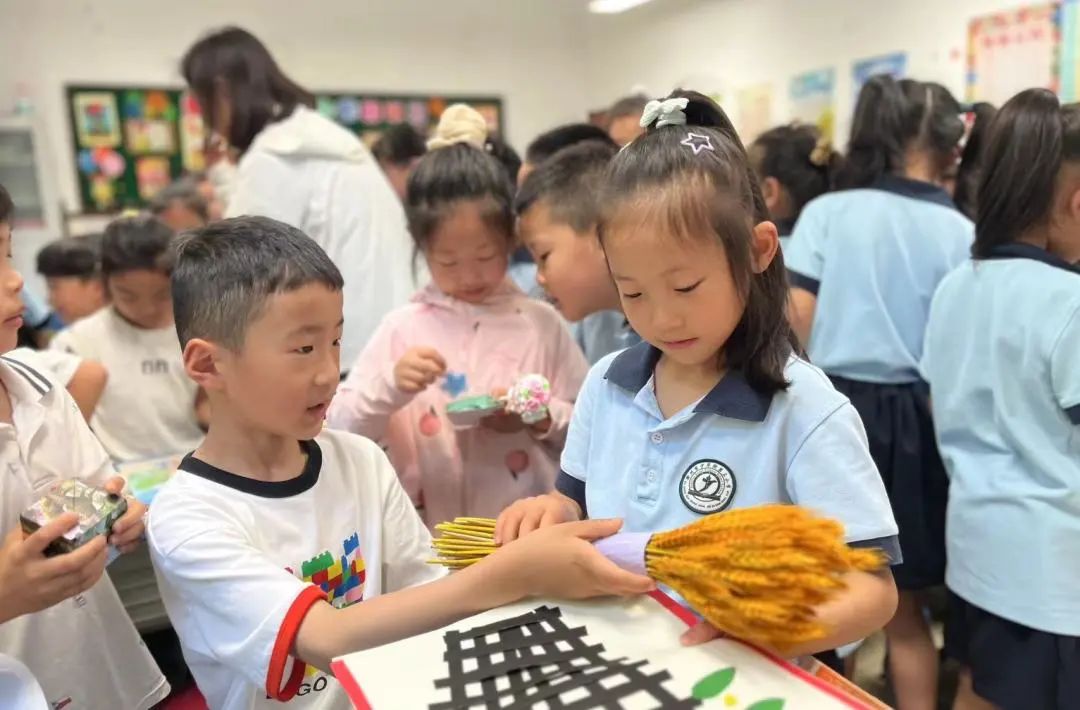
[{"left": 429, "top": 505, "right": 885, "bottom": 650}]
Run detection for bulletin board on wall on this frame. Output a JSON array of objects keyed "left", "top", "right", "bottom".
[
  {"left": 966, "top": 4, "right": 1061, "bottom": 104},
  {"left": 67, "top": 84, "right": 504, "bottom": 213},
  {"left": 67, "top": 86, "right": 204, "bottom": 214}
]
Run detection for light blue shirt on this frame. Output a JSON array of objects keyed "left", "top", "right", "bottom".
[
  {"left": 576, "top": 310, "right": 641, "bottom": 365},
  {"left": 785, "top": 176, "right": 973, "bottom": 384},
  {"left": 921, "top": 243, "right": 1080, "bottom": 634},
  {"left": 558, "top": 342, "right": 900, "bottom": 557}
]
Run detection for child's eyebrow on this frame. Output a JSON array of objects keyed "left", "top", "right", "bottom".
[{"left": 291, "top": 318, "right": 345, "bottom": 336}]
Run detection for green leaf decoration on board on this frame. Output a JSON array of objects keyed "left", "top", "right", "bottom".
[
  {"left": 691, "top": 667, "right": 736, "bottom": 700},
  {"left": 746, "top": 699, "right": 786, "bottom": 710}
]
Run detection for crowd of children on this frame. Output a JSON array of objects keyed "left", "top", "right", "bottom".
[{"left": 0, "top": 23, "right": 1076, "bottom": 710}]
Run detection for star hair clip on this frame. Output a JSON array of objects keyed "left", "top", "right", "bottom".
[{"left": 681, "top": 132, "right": 714, "bottom": 155}]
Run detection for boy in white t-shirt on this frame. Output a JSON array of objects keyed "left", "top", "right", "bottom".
[
  {"left": 51, "top": 216, "right": 206, "bottom": 461},
  {"left": 0, "top": 184, "right": 168, "bottom": 708},
  {"left": 148, "top": 216, "right": 653, "bottom": 710}
]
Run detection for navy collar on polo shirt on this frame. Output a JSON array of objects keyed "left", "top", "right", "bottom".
[
  {"left": 871, "top": 174, "right": 957, "bottom": 210},
  {"left": 979, "top": 242, "right": 1080, "bottom": 274},
  {"left": 603, "top": 341, "right": 773, "bottom": 422}
]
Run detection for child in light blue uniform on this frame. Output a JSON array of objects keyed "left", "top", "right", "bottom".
[
  {"left": 785, "top": 76, "right": 972, "bottom": 708},
  {"left": 922, "top": 89, "right": 1080, "bottom": 710},
  {"left": 748, "top": 123, "right": 839, "bottom": 253},
  {"left": 497, "top": 90, "right": 899, "bottom": 658}
]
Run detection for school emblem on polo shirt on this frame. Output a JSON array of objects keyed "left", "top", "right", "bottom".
[{"left": 679, "top": 459, "right": 736, "bottom": 514}]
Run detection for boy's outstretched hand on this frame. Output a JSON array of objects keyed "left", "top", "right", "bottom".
[
  {"left": 0, "top": 512, "right": 108, "bottom": 624},
  {"left": 104, "top": 476, "right": 145, "bottom": 554},
  {"left": 495, "top": 492, "right": 581, "bottom": 545},
  {"left": 492, "top": 518, "right": 655, "bottom": 600}
]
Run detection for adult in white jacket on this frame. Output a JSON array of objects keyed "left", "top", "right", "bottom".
[{"left": 181, "top": 27, "right": 420, "bottom": 366}]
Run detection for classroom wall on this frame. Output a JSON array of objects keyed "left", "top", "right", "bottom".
[
  {"left": 584, "top": 0, "right": 1030, "bottom": 143},
  {"left": 0, "top": 0, "right": 592, "bottom": 213}
]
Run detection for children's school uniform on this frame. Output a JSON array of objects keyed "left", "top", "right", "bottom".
[
  {"left": 148, "top": 428, "right": 444, "bottom": 710},
  {"left": 577, "top": 309, "right": 642, "bottom": 364},
  {"left": 785, "top": 175, "right": 973, "bottom": 589},
  {"left": 6, "top": 347, "right": 83, "bottom": 386},
  {"left": 558, "top": 343, "right": 899, "bottom": 558},
  {"left": 775, "top": 217, "right": 796, "bottom": 254},
  {"left": 0, "top": 356, "right": 169, "bottom": 709},
  {"left": 921, "top": 243, "right": 1080, "bottom": 709},
  {"left": 50, "top": 306, "right": 203, "bottom": 461},
  {"left": 327, "top": 280, "right": 589, "bottom": 526}
]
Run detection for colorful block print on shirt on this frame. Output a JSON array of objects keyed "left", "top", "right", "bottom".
[{"left": 296, "top": 532, "right": 367, "bottom": 609}]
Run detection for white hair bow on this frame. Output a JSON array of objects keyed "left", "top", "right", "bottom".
[{"left": 639, "top": 97, "right": 690, "bottom": 129}]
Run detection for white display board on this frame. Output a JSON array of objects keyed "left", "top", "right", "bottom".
[{"left": 332, "top": 592, "right": 877, "bottom": 709}]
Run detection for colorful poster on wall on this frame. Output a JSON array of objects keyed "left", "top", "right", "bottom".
[
  {"left": 135, "top": 156, "right": 170, "bottom": 200},
  {"left": 852, "top": 52, "right": 907, "bottom": 98},
  {"left": 790, "top": 68, "right": 836, "bottom": 141},
  {"left": 124, "top": 118, "right": 176, "bottom": 154},
  {"left": 73, "top": 92, "right": 121, "bottom": 148},
  {"left": 1062, "top": 1, "right": 1080, "bottom": 100},
  {"left": 179, "top": 92, "right": 206, "bottom": 172},
  {"left": 967, "top": 4, "right": 1060, "bottom": 104},
  {"left": 69, "top": 85, "right": 502, "bottom": 211},
  {"left": 735, "top": 84, "right": 774, "bottom": 142}
]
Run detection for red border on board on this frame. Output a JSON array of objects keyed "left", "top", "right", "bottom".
[{"left": 333, "top": 590, "right": 873, "bottom": 709}]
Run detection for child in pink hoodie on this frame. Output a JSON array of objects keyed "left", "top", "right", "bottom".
[{"left": 327, "top": 105, "right": 589, "bottom": 526}]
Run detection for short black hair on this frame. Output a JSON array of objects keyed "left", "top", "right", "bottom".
[
  {"left": 750, "top": 124, "right": 839, "bottom": 219},
  {"left": 600, "top": 89, "right": 797, "bottom": 395},
  {"left": 837, "top": 76, "right": 963, "bottom": 189},
  {"left": 515, "top": 140, "right": 617, "bottom": 232},
  {"left": 525, "top": 124, "right": 615, "bottom": 166},
  {"left": 36, "top": 235, "right": 103, "bottom": 279},
  {"left": 371, "top": 124, "right": 427, "bottom": 166},
  {"left": 101, "top": 216, "right": 176, "bottom": 278},
  {"left": 406, "top": 143, "right": 515, "bottom": 248},
  {"left": 975, "top": 89, "right": 1080, "bottom": 258},
  {"left": 0, "top": 183, "right": 12, "bottom": 224},
  {"left": 172, "top": 216, "right": 343, "bottom": 349},
  {"left": 149, "top": 177, "right": 210, "bottom": 222},
  {"left": 607, "top": 94, "right": 650, "bottom": 123},
  {"left": 181, "top": 26, "right": 315, "bottom": 153}
]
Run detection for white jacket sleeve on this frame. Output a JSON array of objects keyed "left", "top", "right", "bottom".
[{"left": 225, "top": 151, "right": 306, "bottom": 227}]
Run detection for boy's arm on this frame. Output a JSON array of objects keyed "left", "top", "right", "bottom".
[
  {"left": 150, "top": 504, "right": 652, "bottom": 700},
  {"left": 66, "top": 360, "right": 108, "bottom": 421},
  {"left": 295, "top": 518, "right": 654, "bottom": 672}
]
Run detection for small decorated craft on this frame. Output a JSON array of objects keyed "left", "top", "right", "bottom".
[
  {"left": 503, "top": 373, "right": 551, "bottom": 424},
  {"left": 445, "top": 394, "right": 502, "bottom": 428},
  {"left": 429, "top": 505, "right": 885, "bottom": 651}
]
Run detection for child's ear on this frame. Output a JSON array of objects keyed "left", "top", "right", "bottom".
[
  {"left": 761, "top": 177, "right": 782, "bottom": 213},
  {"left": 750, "top": 221, "right": 779, "bottom": 274},
  {"left": 183, "top": 338, "right": 225, "bottom": 392}
]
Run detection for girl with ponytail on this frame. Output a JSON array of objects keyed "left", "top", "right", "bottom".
[
  {"left": 328, "top": 104, "right": 588, "bottom": 527},
  {"left": 497, "top": 90, "right": 899, "bottom": 657},
  {"left": 785, "top": 74, "right": 973, "bottom": 709},
  {"left": 749, "top": 123, "right": 841, "bottom": 252},
  {"left": 922, "top": 89, "right": 1080, "bottom": 710}
]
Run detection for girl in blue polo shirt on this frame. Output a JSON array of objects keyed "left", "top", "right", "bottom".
[
  {"left": 783, "top": 76, "right": 972, "bottom": 707},
  {"left": 496, "top": 90, "right": 899, "bottom": 658},
  {"left": 922, "top": 89, "right": 1080, "bottom": 710}
]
